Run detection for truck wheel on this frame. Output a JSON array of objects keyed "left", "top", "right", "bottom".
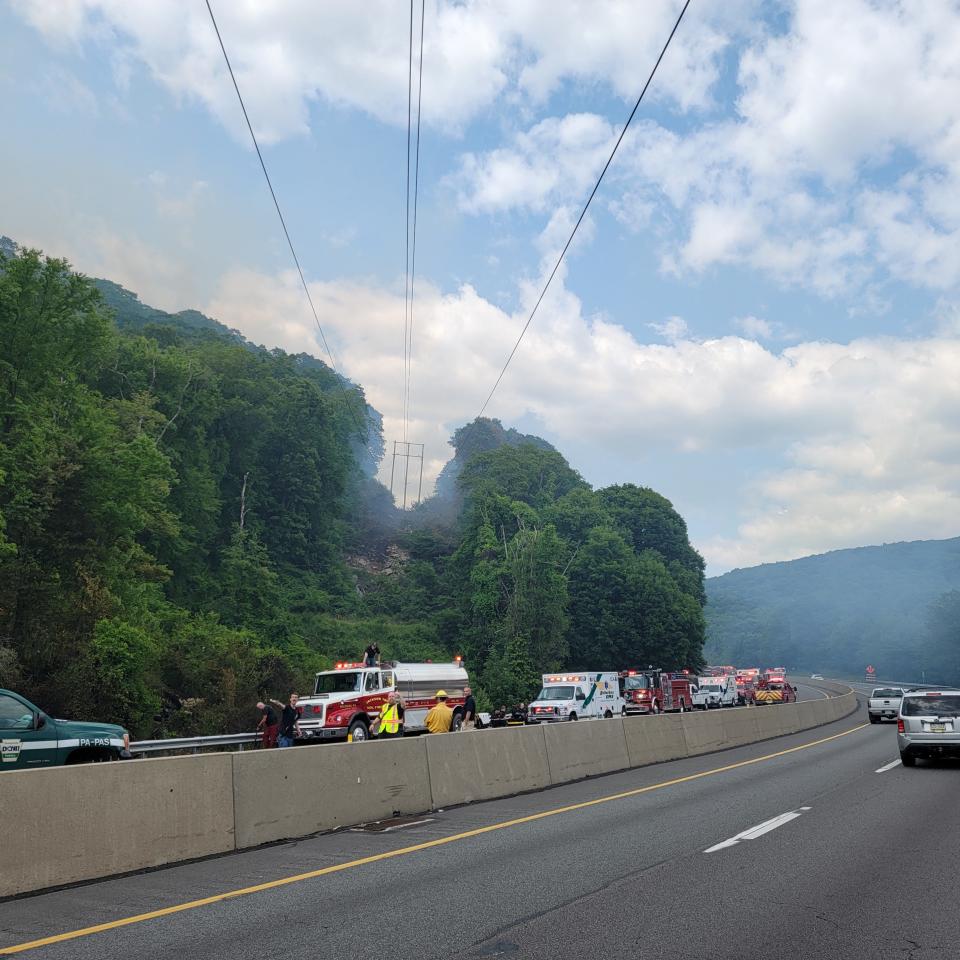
[
  {"left": 603, "top": 710, "right": 613, "bottom": 719},
  {"left": 451, "top": 710, "right": 464, "bottom": 732},
  {"left": 348, "top": 718, "right": 370, "bottom": 742},
  {"left": 651, "top": 702, "right": 660, "bottom": 715},
  {"left": 569, "top": 713, "right": 578, "bottom": 721},
  {"left": 899, "top": 751, "right": 916, "bottom": 767},
  {"left": 678, "top": 699, "right": 686, "bottom": 713},
  {"left": 869, "top": 714, "right": 878, "bottom": 724}
]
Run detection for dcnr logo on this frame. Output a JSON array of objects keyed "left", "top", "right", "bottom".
[{"left": 1, "top": 739, "right": 22, "bottom": 763}]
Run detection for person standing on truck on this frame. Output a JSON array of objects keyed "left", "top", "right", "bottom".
[
  {"left": 256, "top": 700, "right": 279, "bottom": 748},
  {"left": 462, "top": 685, "right": 477, "bottom": 731},
  {"left": 424, "top": 690, "right": 454, "bottom": 733},
  {"left": 363, "top": 642, "right": 380, "bottom": 668},
  {"left": 376, "top": 691, "right": 404, "bottom": 739},
  {"left": 273, "top": 693, "right": 302, "bottom": 748}
]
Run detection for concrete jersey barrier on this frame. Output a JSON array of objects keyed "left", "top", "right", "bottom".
[
  {"left": 0, "top": 679, "right": 858, "bottom": 898},
  {"left": 0, "top": 753, "right": 235, "bottom": 898}
]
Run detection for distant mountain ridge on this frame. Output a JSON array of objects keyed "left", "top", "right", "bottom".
[{"left": 705, "top": 537, "right": 960, "bottom": 679}]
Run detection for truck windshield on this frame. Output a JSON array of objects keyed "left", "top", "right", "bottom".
[
  {"left": 872, "top": 688, "right": 902, "bottom": 698},
  {"left": 314, "top": 672, "right": 363, "bottom": 695},
  {"left": 901, "top": 695, "right": 960, "bottom": 717},
  {"left": 623, "top": 676, "right": 652, "bottom": 690},
  {"left": 536, "top": 686, "right": 576, "bottom": 701}
]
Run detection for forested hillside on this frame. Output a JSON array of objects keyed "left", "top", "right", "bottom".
[
  {"left": 705, "top": 539, "right": 960, "bottom": 684},
  {"left": 0, "top": 243, "right": 706, "bottom": 736}
]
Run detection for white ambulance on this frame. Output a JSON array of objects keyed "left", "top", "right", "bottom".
[{"left": 527, "top": 672, "right": 625, "bottom": 722}]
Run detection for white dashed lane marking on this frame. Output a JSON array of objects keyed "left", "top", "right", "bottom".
[{"left": 704, "top": 807, "right": 812, "bottom": 853}]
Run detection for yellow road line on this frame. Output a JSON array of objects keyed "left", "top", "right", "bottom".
[{"left": 0, "top": 722, "right": 869, "bottom": 956}]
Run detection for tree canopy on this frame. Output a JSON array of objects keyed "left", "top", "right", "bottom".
[{"left": 0, "top": 245, "right": 709, "bottom": 732}]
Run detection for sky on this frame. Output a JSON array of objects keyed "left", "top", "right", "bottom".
[{"left": 3, "top": 0, "right": 960, "bottom": 575}]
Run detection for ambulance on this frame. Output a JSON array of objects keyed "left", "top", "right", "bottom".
[
  {"left": 296, "top": 659, "right": 468, "bottom": 742},
  {"left": 527, "top": 672, "right": 625, "bottom": 722}
]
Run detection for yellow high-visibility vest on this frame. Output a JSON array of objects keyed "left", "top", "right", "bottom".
[{"left": 379, "top": 703, "right": 400, "bottom": 734}]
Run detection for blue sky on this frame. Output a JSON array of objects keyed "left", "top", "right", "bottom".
[{"left": 3, "top": 0, "right": 960, "bottom": 573}]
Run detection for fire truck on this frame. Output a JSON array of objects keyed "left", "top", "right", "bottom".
[
  {"left": 705, "top": 665, "right": 736, "bottom": 677},
  {"left": 754, "top": 676, "right": 797, "bottom": 705},
  {"left": 619, "top": 669, "right": 698, "bottom": 715},
  {"left": 734, "top": 671, "right": 757, "bottom": 705},
  {"left": 296, "top": 659, "right": 468, "bottom": 742}
]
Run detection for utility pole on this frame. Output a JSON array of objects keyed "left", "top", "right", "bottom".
[{"left": 388, "top": 441, "right": 425, "bottom": 509}]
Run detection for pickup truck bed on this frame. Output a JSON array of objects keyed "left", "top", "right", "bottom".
[{"left": 868, "top": 687, "right": 904, "bottom": 723}]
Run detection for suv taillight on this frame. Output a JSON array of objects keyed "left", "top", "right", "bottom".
[{"left": 897, "top": 718, "right": 905, "bottom": 733}]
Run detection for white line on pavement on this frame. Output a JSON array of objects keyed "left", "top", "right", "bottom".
[
  {"left": 704, "top": 806, "right": 812, "bottom": 853},
  {"left": 875, "top": 759, "right": 902, "bottom": 773}
]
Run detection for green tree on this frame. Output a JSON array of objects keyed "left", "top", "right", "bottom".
[
  {"left": 482, "top": 632, "right": 541, "bottom": 708},
  {"left": 598, "top": 484, "right": 706, "bottom": 603},
  {"left": 566, "top": 529, "right": 705, "bottom": 671},
  {"left": 459, "top": 444, "right": 587, "bottom": 511}
]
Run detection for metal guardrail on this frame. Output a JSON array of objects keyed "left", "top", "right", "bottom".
[{"left": 129, "top": 732, "right": 260, "bottom": 755}]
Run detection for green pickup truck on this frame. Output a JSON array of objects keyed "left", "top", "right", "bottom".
[{"left": 0, "top": 688, "right": 131, "bottom": 770}]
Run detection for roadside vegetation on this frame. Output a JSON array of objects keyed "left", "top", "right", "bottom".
[{"left": 0, "top": 245, "right": 706, "bottom": 736}]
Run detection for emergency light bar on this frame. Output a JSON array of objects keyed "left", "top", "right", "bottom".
[
  {"left": 544, "top": 674, "right": 587, "bottom": 682},
  {"left": 334, "top": 662, "right": 364, "bottom": 670}
]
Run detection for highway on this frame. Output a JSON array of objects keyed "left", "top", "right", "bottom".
[{"left": 1, "top": 682, "right": 956, "bottom": 959}]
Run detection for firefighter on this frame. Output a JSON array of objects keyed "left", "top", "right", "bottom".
[
  {"left": 424, "top": 690, "right": 454, "bottom": 733},
  {"left": 376, "top": 691, "right": 403, "bottom": 739}
]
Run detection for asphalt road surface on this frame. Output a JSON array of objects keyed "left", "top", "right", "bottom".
[{"left": 2, "top": 682, "right": 956, "bottom": 960}]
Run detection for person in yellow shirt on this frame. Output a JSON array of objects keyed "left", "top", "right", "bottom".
[{"left": 424, "top": 690, "right": 454, "bottom": 734}]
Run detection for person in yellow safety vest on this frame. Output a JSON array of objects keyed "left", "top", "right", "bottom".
[
  {"left": 424, "top": 690, "right": 454, "bottom": 733},
  {"left": 377, "top": 692, "right": 404, "bottom": 739}
]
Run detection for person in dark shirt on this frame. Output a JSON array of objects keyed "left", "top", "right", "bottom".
[
  {"left": 271, "top": 693, "right": 301, "bottom": 748},
  {"left": 363, "top": 642, "right": 380, "bottom": 667},
  {"left": 462, "top": 685, "right": 477, "bottom": 731},
  {"left": 256, "top": 700, "right": 279, "bottom": 748}
]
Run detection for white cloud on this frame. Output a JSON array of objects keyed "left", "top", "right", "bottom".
[
  {"left": 12, "top": 0, "right": 737, "bottom": 143},
  {"left": 454, "top": 1, "right": 960, "bottom": 297},
  {"left": 734, "top": 316, "right": 773, "bottom": 339},
  {"left": 733, "top": 315, "right": 799, "bottom": 341},
  {"left": 205, "top": 265, "right": 960, "bottom": 571},
  {"left": 648, "top": 316, "right": 690, "bottom": 342},
  {"left": 454, "top": 114, "right": 616, "bottom": 214}
]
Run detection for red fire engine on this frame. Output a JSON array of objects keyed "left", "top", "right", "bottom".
[
  {"left": 619, "top": 669, "right": 698, "bottom": 714},
  {"left": 734, "top": 671, "right": 757, "bottom": 705},
  {"left": 706, "top": 665, "right": 736, "bottom": 677},
  {"left": 296, "top": 659, "right": 468, "bottom": 742}
]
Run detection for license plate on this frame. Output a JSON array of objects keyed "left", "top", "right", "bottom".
[{"left": 929, "top": 723, "right": 946, "bottom": 733}]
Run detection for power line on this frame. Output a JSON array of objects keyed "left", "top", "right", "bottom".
[
  {"left": 402, "top": 0, "right": 414, "bottom": 443},
  {"left": 476, "top": 0, "right": 692, "bottom": 419},
  {"left": 405, "top": 0, "right": 426, "bottom": 444},
  {"left": 204, "top": 0, "right": 371, "bottom": 446}
]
